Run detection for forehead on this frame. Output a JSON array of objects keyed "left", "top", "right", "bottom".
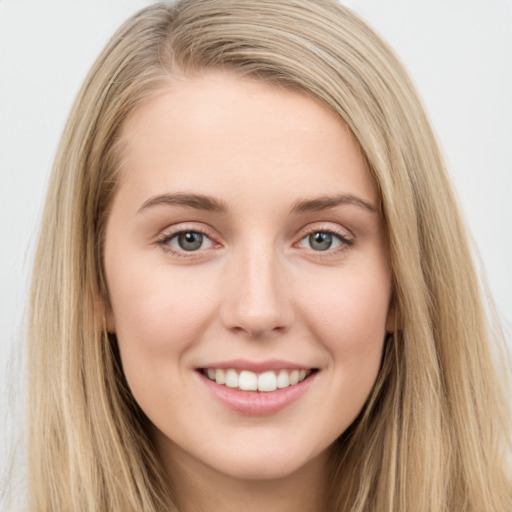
[{"left": 117, "top": 71, "right": 378, "bottom": 210}]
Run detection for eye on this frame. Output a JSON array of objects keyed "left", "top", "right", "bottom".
[
  {"left": 164, "top": 231, "right": 214, "bottom": 252},
  {"left": 297, "top": 230, "right": 352, "bottom": 252}
]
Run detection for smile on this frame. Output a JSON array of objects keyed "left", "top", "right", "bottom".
[{"left": 201, "top": 368, "right": 313, "bottom": 392}]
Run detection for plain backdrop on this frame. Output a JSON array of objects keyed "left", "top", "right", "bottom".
[{"left": 1, "top": 0, "right": 511, "bottom": 492}]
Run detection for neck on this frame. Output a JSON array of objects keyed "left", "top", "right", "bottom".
[{"left": 160, "top": 443, "right": 330, "bottom": 512}]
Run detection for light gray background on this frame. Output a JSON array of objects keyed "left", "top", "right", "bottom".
[{"left": 1, "top": 0, "right": 511, "bottom": 497}]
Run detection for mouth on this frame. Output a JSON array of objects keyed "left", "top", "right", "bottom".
[
  {"left": 198, "top": 367, "right": 318, "bottom": 393},
  {"left": 195, "top": 360, "right": 320, "bottom": 415}
]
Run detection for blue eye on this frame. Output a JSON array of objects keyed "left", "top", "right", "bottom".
[
  {"left": 167, "top": 231, "right": 213, "bottom": 252},
  {"left": 298, "top": 231, "right": 350, "bottom": 252}
]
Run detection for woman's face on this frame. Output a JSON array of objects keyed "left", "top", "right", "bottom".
[{"left": 104, "top": 72, "right": 393, "bottom": 482}]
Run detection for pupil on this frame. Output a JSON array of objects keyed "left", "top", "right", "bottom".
[
  {"left": 178, "top": 232, "right": 203, "bottom": 251},
  {"left": 309, "top": 232, "right": 332, "bottom": 251}
]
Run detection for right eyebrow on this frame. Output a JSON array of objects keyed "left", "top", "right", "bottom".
[
  {"left": 137, "top": 193, "right": 228, "bottom": 214},
  {"left": 290, "top": 193, "right": 377, "bottom": 214}
]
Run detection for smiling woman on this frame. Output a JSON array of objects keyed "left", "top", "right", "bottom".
[
  {"left": 104, "top": 74, "right": 393, "bottom": 496},
  {"left": 25, "top": 1, "right": 511, "bottom": 512}
]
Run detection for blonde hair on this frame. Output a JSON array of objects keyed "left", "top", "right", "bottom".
[{"left": 28, "top": 1, "right": 511, "bottom": 510}]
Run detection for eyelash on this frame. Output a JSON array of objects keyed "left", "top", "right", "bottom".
[
  {"left": 156, "top": 225, "right": 354, "bottom": 259},
  {"left": 295, "top": 227, "right": 354, "bottom": 257},
  {"left": 156, "top": 226, "right": 217, "bottom": 259}
]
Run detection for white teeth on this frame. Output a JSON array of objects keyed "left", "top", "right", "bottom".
[
  {"left": 258, "top": 371, "right": 277, "bottom": 392},
  {"left": 276, "top": 369, "right": 290, "bottom": 388},
  {"left": 205, "top": 368, "right": 312, "bottom": 392},
  {"left": 225, "top": 369, "right": 239, "bottom": 388},
  {"left": 215, "top": 369, "right": 226, "bottom": 385},
  {"left": 239, "top": 370, "right": 258, "bottom": 391}
]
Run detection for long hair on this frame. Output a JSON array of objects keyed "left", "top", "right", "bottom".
[{"left": 28, "top": 1, "right": 511, "bottom": 510}]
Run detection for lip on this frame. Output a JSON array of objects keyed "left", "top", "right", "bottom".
[
  {"left": 196, "top": 365, "right": 318, "bottom": 416},
  {"left": 199, "top": 358, "right": 312, "bottom": 372}
]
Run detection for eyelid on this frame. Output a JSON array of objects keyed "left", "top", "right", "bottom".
[
  {"left": 156, "top": 223, "right": 221, "bottom": 258},
  {"left": 293, "top": 223, "right": 354, "bottom": 254},
  {"left": 155, "top": 221, "right": 354, "bottom": 259},
  {"left": 296, "top": 221, "right": 353, "bottom": 240}
]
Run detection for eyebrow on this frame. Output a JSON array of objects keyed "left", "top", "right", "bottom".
[
  {"left": 137, "top": 192, "right": 377, "bottom": 215},
  {"left": 290, "top": 194, "right": 377, "bottom": 214},
  {"left": 138, "top": 193, "right": 227, "bottom": 214}
]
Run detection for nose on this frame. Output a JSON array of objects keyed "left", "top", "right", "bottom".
[{"left": 220, "top": 247, "right": 294, "bottom": 338}]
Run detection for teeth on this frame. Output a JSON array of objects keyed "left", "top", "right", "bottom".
[
  {"left": 215, "top": 369, "right": 226, "bottom": 385},
  {"left": 239, "top": 370, "right": 258, "bottom": 391},
  {"left": 205, "top": 368, "right": 312, "bottom": 392},
  {"left": 276, "top": 369, "right": 290, "bottom": 388},
  {"left": 225, "top": 369, "right": 238, "bottom": 388},
  {"left": 258, "top": 371, "right": 277, "bottom": 392}
]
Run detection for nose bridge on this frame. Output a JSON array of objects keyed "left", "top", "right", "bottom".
[{"left": 222, "top": 240, "right": 292, "bottom": 337}]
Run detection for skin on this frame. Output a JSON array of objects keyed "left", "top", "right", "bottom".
[{"left": 104, "top": 71, "right": 394, "bottom": 512}]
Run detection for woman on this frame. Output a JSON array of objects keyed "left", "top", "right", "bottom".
[{"left": 27, "top": 1, "right": 511, "bottom": 510}]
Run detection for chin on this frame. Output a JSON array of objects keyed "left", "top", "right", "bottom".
[
  {"left": 214, "top": 461, "right": 304, "bottom": 481},
  {"left": 205, "top": 445, "right": 327, "bottom": 482}
]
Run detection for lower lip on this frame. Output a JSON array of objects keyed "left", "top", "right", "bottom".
[{"left": 198, "top": 371, "right": 317, "bottom": 416}]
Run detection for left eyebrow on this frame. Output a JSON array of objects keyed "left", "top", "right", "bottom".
[
  {"left": 137, "top": 193, "right": 228, "bottom": 214},
  {"left": 290, "top": 194, "right": 377, "bottom": 214}
]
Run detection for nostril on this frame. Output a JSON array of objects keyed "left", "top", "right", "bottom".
[{"left": 231, "top": 322, "right": 288, "bottom": 338}]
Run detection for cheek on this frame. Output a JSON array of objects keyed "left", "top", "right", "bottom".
[
  {"left": 106, "top": 257, "right": 219, "bottom": 369},
  {"left": 298, "top": 262, "right": 391, "bottom": 388},
  {"left": 303, "top": 269, "right": 390, "bottom": 344},
  {"left": 105, "top": 259, "right": 222, "bottom": 418}
]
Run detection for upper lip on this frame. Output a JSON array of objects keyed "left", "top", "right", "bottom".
[{"left": 198, "top": 359, "right": 315, "bottom": 372}]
